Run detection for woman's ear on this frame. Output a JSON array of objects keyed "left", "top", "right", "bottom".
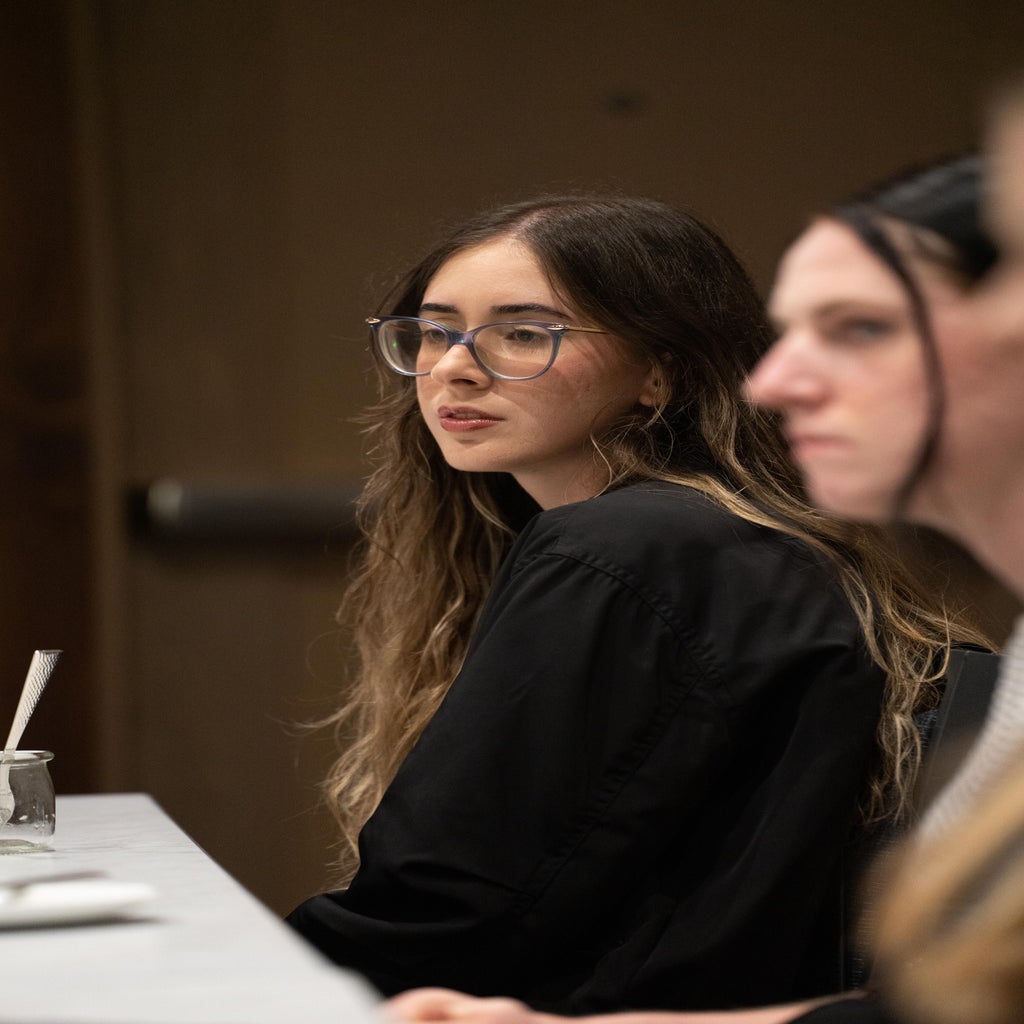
[{"left": 637, "top": 355, "right": 669, "bottom": 408}]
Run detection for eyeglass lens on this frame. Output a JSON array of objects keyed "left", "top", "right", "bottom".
[{"left": 378, "top": 319, "right": 556, "bottom": 379}]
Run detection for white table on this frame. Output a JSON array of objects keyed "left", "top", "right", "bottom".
[{"left": 0, "top": 793, "right": 381, "bottom": 1023}]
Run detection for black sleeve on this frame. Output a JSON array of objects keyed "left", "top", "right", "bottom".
[{"left": 288, "top": 546, "right": 709, "bottom": 994}]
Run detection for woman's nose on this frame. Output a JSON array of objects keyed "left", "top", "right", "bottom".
[
  {"left": 745, "top": 334, "right": 823, "bottom": 408},
  {"left": 429, "top": 341, "right": 491, "bottom": 386}
]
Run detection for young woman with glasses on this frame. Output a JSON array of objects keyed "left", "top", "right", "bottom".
[{"left": 286, "top": 195, "right": 977, "bottom": 1013}]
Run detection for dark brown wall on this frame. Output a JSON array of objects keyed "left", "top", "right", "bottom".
[
  {"left": 0, "top": 3, "right": 95, "bottom": 784},
  {"left": 4, "top": 0, "right": 1022, "bottom": 915}
]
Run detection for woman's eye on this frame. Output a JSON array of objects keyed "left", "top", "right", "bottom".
[
  {"left": 503, "top": 327, "right": 546, "bottom": 345},
  {"left": 833, "top": 319, "right": 895, "bottom": 342},
  {"left": 421, "top": 328, "right": 449, "bottom": 347}
]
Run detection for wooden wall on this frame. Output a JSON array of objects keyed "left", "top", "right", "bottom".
[
  {"left": 3, "top": 0, "right": 1022, "bottom": 916},
  {"left": 0, "top": 3, "right": 96, "bottom": 790}
]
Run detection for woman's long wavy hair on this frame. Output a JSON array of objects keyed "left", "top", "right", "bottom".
[{"left": 322, "top": 194, "right": 983, "bottom": 884}]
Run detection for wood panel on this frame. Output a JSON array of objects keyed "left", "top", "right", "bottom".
[{"left": 0, "top": 1, "right": 95, "bottom": 791}]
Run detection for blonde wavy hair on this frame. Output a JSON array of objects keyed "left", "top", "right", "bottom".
[
  {"left": 872, "top": 751, "right": 1024, "bottom": 1024},
  {"left": 322, "top": 195, "right": 984, "bottom": 884}
]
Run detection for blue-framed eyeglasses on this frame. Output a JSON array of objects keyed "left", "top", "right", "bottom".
[{"left": 366, "top": 315, "right": 607, "bottom": 381}]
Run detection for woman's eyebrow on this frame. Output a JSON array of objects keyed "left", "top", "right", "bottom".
[
  {"left": 418, "top": 302, "right": 574, "bottom": 320},
  {"left": 492, "top": 303, "right": 571, "bottom": 319},
  {"left": 814, "top": 299, "right": 902, "bottom": 319}
]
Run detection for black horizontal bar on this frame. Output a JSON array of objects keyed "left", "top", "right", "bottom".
[{"left": 127, "top": 478, "right": 362, "bottom": 544}]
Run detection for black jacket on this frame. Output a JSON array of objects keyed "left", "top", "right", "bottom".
[{"left": 287, "top": 482, "right": 885, "bottom": 1012}]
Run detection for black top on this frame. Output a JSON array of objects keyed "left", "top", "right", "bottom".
[{"left": 287, "top": 482, "right": 885, "bottom": 1012}]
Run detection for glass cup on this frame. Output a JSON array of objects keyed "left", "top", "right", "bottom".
[{"left": 0, "top": 751, "right": 55, "bottom": 852}]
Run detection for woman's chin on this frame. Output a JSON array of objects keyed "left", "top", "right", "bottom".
[{"left": 807, "top": 482, "right": 895, "bottom": 525}]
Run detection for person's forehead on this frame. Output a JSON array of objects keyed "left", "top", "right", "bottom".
[{"left": 770, "top": 220, "right": 906, "bottom": 310}]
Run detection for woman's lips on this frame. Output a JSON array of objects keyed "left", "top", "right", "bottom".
[
  {"left": 786, "top": 432, "right": 849, "bottom": 459},
  {"left": 437, "top": 406, "right": 502, "bottom": 433}
]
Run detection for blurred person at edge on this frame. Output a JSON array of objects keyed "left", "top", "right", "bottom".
[{"left": 869, "top": 75, "right": 1024, "bottom": 1024}]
